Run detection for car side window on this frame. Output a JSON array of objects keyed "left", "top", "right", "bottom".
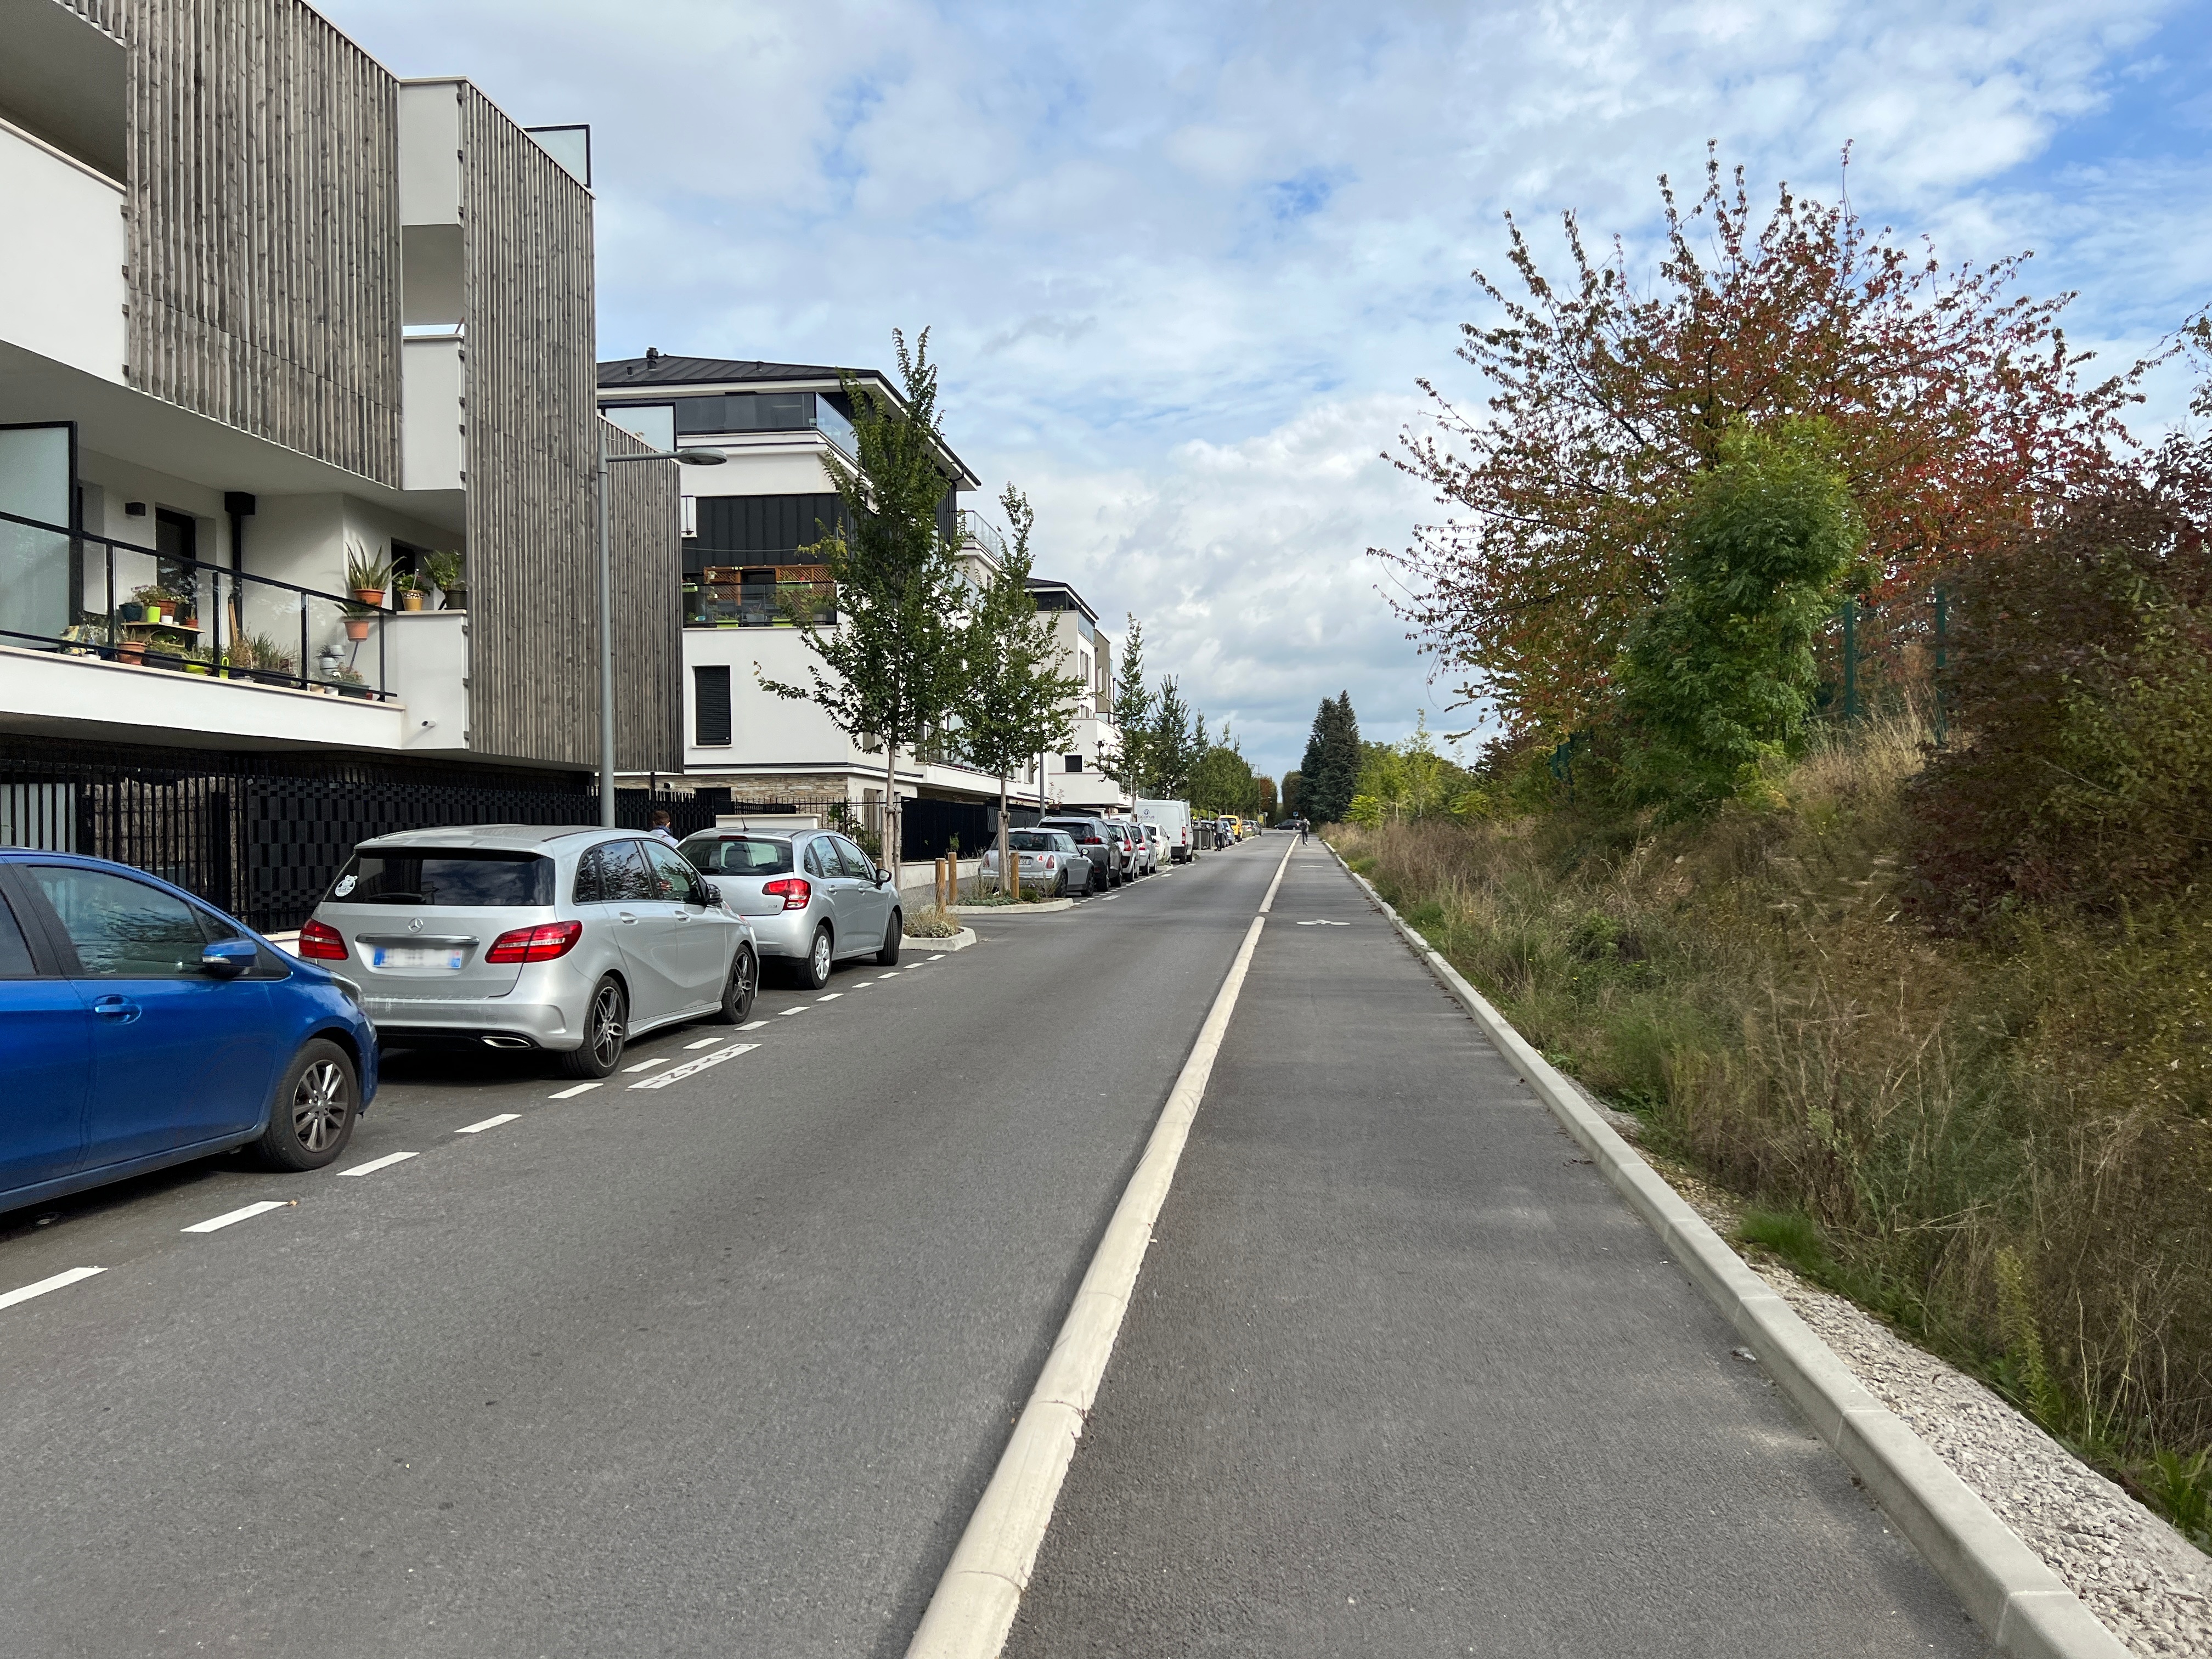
[
  {"left": 26, "top": 865, "right": 209, "bottom": 979},
  {"left": 645, "top": 841, "right": 705, "bottom": 905},
  {"left": 832, "top": 837, "right": 875, "bottom": 879},
  {"left": 595, "top": 840, "right": 656, "bottom": 903},
  {"left": 0, "top": 888, "right": 41, "bottom": 978},
  {"left": 804, "top": 838, "right": 837, "bottom": 879},
  {"left": 574, "top": 844, "right": 606, "bottom": 905}
]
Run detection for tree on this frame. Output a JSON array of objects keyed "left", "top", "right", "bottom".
[
  {"left": 1255, "top": 775, "right": 1279, "bottom": 820},
  {"left": 1282, "top": 770, "right": 1304, "bottom": 817},
  {"left": 1379, "top": 146, "right": 2147, "bottom": 740},
  {"left": 1299, "top": 692, "right": 1362, "bottom": 822},
  {"left": 955, "top": 486, "right": 1084, "bottom": 894},
  {"left": 1189, "top": 743, "right": 1258, "bottom": 817},
  {"left": 1149, "top": 676, "right": 1203, "bottom": 799},
  {"left": 1102, "top": 613, "right": 1155, "bottom": 797},
  {"left": 762, "top": 330, "right": 970, "bottom": 871},
  {"left": 1612, "top": 421, "right": 1861, "bottom": 812}
]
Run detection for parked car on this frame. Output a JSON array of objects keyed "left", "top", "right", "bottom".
[
  {"left": 1109, "top": 819, "right": 1149, "bottom": 876},
  {"left": 1040, "top": 815, "right": 1127, "bottom": 886},
  {"left": 680, "top": 827, "right": 901, "bottom": 988},
  {"left": 981, "top": 828, "right": 1094, "bottom": 896},
  {"left": 1136, "top": 798, "right": 1195, "bottom": 863},
  {"left": 0, "top": 850, "right": 381, "bottom": 1216},
  {"left": 1140, "top": 823, "right": 1165, "bottom": 870},
  {"left": 307, "top": 826, "right": 758, "bottom": 1079}
]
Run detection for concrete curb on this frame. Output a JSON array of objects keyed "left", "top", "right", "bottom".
[
  {"left": 1322, "top": 843, "right": 2129, "bottom": 1659},
  {"left": 905, "top": 837, "right": 1300, "bottom": 1659},
  {"left": 949, "top": 898, "right": 1076, "bottom": 916},
  {"left": 905, "top": 927, "right": 978, "bottom": 952}
]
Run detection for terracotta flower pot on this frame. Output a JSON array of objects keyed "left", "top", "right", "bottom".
[
  {"left": 345, "top": 617, "right": 373, "bottom": 641},
  {"left": 117, "top": 641, "right": 145, "bottom": 664},
  {"left": 352, "top": 588, "right": 385, "bottom": 607}
]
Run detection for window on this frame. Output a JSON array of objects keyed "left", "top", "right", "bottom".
[
  {"left": 693, "top": 664, "right": 732, "bottom": 747},
  {"left": 602, "top": 403, "right": 675, "bottom": 450},
  {"left": 576, "top": 840, "right": 654, "bottom": 904},
  {"left": 26, "top": 866, "right": 206, "bottom": 979},
  {"left": 331, "top": 850, "right": 555, "bottom": 907},
  {"left": 832, "top": 837, "right": 876, "bottom": 879},
  {"left": 0, "top": 889, "right": 38, "bottom": 977},
  {"left": 673, "top": 392, "right": 812, "bottom": 436},
  {"left": 1064, "top": 754, "right": 1084, "bottom": 772},
  {"left": 155, "top": 507, "right": 197, "bottom": 596},
  {"left": 644, "top": 841, "right": 705, "bottom": 904},
  {"left": 682, "top": 836, "right": 794, "bottom": 876},
  {"left": 803, "top": 838, "right": 837, "bottom": 879},
  {"left": 815, "top": 395, "right": 857, "bottom": 453}
]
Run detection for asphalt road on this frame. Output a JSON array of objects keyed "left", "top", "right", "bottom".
[
  {"left": 0, "top": 836, "right": 1990, "bottom": 1657},
  {"left": 1003, "top": 844, "right": 1989, "bottom": 1658},
  {"left": 0, "top": 840, "right": 1283, "bottom": 1658}
]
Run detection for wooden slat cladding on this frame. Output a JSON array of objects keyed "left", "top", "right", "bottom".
[
  {"left": 63, "top": 0, "right": 404, "bottom": 483},
  {"left": 456, "top": 86, "right": 679, "bottom": 773}
]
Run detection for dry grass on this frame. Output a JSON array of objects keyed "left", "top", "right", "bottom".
[
  {"left": 901, "top": 903, "right": 962, "bottom": 939},
  {"left": 1336, "top": 712, "right": 2212, "bottom": 1541}
]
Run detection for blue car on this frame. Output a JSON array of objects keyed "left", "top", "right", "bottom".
[{"left": 0, "top": 850, "right": 379, "bottom": 1217}]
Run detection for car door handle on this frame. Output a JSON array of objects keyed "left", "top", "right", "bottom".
[
  {"left": 91, "top": 995, "right": 142, "bottom": 1022},
  {"left": 617, "top": 911, "right": 640, "bottom": 924}
]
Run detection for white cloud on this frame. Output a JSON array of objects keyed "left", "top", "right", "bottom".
[{"left": 316, "top": 0, "right": 2208, "bottom": 780}]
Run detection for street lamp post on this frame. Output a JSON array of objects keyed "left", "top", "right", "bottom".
[{"left": 597, "top": 430, "right": 726, "bottom": 826}]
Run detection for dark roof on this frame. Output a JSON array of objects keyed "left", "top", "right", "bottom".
[
  {"left": 596, "top": 353, "right": 877, "bottom": 388},
  {"left": 1026, "top": 577, "right": 1100, "bottom": 625}
]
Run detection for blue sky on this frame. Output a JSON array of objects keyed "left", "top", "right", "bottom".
[{"left": 320, "top": 0, "right": 2212, "bottom": 782}]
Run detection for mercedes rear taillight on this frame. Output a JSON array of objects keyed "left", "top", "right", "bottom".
[
  {"left": 298, "top": 918, "right": 347, "bottom": 961},
  {"left": 484, "top": 920, "right": 583, "bottom": 964}
]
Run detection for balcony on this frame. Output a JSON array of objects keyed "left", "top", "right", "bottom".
[
  {"left": 684, "top": 562, "right": 836, "bottom": 629},
  {"left": 959, "top": 510, "right": 1008, "bottom": 564}
]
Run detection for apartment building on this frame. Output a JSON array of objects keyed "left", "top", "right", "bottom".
[
  {"left": 597, "top": 351, "right": 1087, "bottom": 854},
  {"left": 0, "top": 0, "right": 679, "bottom": 926},
  {"left": 1025, "top": 577, "right": 1132, "bottom": 814}
]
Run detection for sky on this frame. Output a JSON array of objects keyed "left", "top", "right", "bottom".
[{"left": 318, "top": 0, "right": 2212, "bottom": 783}]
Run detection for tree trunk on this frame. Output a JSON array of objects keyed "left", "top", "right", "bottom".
[
  {"left": 883, "top": 741, "right": 900, "bottom": 905},
  {"left": 998, "top": 773, "right": 1013, "bottom": 899}
]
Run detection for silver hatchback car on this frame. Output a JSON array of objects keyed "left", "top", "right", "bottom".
[
  {"left": 678, "top": 827, "right": 901, "bottom": 989},
  {"left": 304, "top": 826, "right": 759, "bottom": 1077}
]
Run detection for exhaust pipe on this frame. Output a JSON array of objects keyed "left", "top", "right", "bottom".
[{"left": 480, "top": 1035, "right": 533, "bottom": 1050}]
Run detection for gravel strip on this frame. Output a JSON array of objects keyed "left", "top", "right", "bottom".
[{"left": 1559, "top": 1079, "right": 2210, "bottom": 1655}]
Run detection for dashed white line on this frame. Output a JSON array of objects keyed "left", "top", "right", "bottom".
[
  {"left": 455, "top": 1113, "right": 521, "bottom": 1135},
  {"left": 339, "top": 1150, "right": 419, "bottom": 1177},
  {"left": 548, "top": 1081, "right": 602, "bottom": 1099},
  {"left": 879, "top": 971, "right": 901, "bottom": 978},
  {"left": 816, "top": 992, "right": 843, "bottom": 1002},
  {"left": 628, "top": 1042, "right": 758, "bottom": 1091},
  {"left": 737, "top": 1019, "right": 769, "bottom": 1031},
  {"left": 778, "top": 1006, "right": 808, "bottom": 1016},
  {"left": 853, "top": 980, "right": 876, "bottom": 987},
  {"left": 623, "top": 1056, "right": 670, "bottom": 1072},
  {"left": 0, "top": 1266, "right": 105, "bottom": 1311},
  {"left": 685, "top": 1037, "right": 723, "bottom": 1049},
  {"left": 182, "top": 1200, "right": 291, "bottom": 1234},
  {"left": 928, "top": 955, "right": 946, "bottom": 961}
]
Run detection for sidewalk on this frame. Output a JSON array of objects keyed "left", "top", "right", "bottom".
[{"left": 1003, "top": 847, "right": 1988, "bottom": 1658}]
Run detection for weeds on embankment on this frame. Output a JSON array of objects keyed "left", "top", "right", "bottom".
[{"left": 1334, "top": 713, "right": 2212, "bottom": 1549}]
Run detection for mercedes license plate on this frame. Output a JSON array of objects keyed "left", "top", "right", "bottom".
[{"left": 370, "top": 945, "right": 465, "bottom": 970}]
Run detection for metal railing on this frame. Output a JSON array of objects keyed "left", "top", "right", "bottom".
[
  {"left": 0, "top": 506, "right": 394, "bottom": 699},
  {"left": 684, "top": 578, "right": 837, "bottom": 629},
  {"left": 958, "top": 510, "right": 1008, "bottom": 563}
]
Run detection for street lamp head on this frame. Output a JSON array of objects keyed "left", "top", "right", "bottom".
[{"left": 673, "top": 448, "right": 727, "bottom": 466}]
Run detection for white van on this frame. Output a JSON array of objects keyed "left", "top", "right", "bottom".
[{"left": 1135, "top": 798, "right": 1197, "bottom": 864}]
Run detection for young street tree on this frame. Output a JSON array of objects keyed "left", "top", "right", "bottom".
[
  {"left": 1378, "top": 146, "right": 2147, "bottom": 739},
  {"left": 955, "top": 486, "right": 1083, "bottom": 894},
  {"left": 761, "top": 330, "right": 969, "bottom": 872},
  {"left": 1148, "top": 676, "right": 1202, "bottom": 800},
  {"left": 1103, "top": 613, "right": 1155, "bottom": 797}
]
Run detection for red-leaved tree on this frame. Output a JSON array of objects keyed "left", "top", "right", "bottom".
[{"left": 1379, "top": 146, "right": 2150, "bottom": 739}]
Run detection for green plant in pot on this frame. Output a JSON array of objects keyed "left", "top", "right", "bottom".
[
  {"left": 421, "top": 550, "right": 465, "bottom": 610},
  {"left": 340, "top": 598, "right": 377, "bottom": 641},
  {"left": 334, "top": 665, "right": 373, "bottom": 699},
  {"left": 393, "top": 571, "right": 426, "bottom": 612},
  {"left": 345, "top": 540, "right": 392, "bottom": 607}
]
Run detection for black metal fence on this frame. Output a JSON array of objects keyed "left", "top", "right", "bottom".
[{"left": 0, "top": 738, "right": 715, "bottom": 932}]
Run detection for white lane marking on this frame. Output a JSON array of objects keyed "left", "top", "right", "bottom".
[
  {"left": 623, "top": 1056, "right": 670, "bottom": 1072},
  {"left": 685, "top": 1036, "right": 724, "bottom": 1049},
  {"left": 1295, "top": 919, "right": 1351, "bottom": 927},
  {"left": 338, "top": 1150, "right": 418, "bottom": 1177},
  {"left": 927, "top": 955, "right": 946, "bottom": 961},
  {"left": 182, "top": 1200, "right": 291, "bottom": 1234},
  {"left": 778, "top": 1006, "right": 808, "bottom": 1017},
  {"left": 548, "top": 1081, "right": 602, "bottom": 1099},
  {"left": 816, "top": 992, "right": 842, "bottom": 1002},
  {"left": 1, "top": 1266, "right": 105, "bottom": 1311},
  {"left": 906, "top": 908, "right": 1274, "bottom": 1653},
  {"left": 879, "top": 971, "right": 900, "bottom": 978},
  {"left": 1257, "top": 835, "right": 1296, "bottom": 915},
  {"left": 737, "top": 1020, "right": 769, "bottom": 1031},
  {"left": 628, "top": 1042, "right": 757, "bottom": 1091},
  {"left": 455, "top": 1113, "right": 521, "bottom": 1135}
]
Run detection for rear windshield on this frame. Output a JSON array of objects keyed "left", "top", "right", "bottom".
[
  {"left": 1042, "top": 820, "right": 1098, "bottom": 837},
  {"left": 330, "top": 849, "right": 554, "bottom": 907},
  {"left": 1007, "top": 831, "right": 1056, "bottom": 851},
  {"left": 682, "top": 836, "right": 795, "bottom": 876}
]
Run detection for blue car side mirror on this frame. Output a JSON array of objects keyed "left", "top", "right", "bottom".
[{"left": 200, "top": 938, "right": 258, "bottom": 979}]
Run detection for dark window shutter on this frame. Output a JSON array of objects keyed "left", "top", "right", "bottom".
[
  {"left": 694, "top": 665, "right": 732, "bottom": 747},
  {"left": 1064, "top": 754, "right": 1084, "bottom": 772}
]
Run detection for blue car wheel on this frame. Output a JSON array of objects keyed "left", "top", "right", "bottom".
[{"left": 255, "top": 1037, "right": 360, "bottom": 1171}]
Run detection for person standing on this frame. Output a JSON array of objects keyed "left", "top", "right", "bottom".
[{"left": 647, "top": 809, "right": 681, "bottom": 849}]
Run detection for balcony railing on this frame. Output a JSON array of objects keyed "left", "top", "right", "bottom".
[
  {"left": 684, "top": 573, "right": 837, "bottom": 629},
  {"left": 959, "top": 510, "right": 1008, "bottom": 563},
  {"left": 0, "top": 507, "right": 397, "bottom": 700}
]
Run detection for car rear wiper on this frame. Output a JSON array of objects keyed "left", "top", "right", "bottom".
[{"left": 359, "top": 891, "right": 428, "bottom": 903}]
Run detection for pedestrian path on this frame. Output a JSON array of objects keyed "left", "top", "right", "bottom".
[{"left": 1003, "top": 849, "right": 1988, "bottom": 1658}]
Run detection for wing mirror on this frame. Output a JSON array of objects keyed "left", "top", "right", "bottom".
[
  {"left": 873, "top": 866, "right": 893, "bottom": 887},
  {"left": 200, "top": 937, "right": 258, "bottom": 979}
]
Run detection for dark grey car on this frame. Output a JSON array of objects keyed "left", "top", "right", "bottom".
[{"left": 1040, "top": 816, "right": 1125, "bottom": 887}]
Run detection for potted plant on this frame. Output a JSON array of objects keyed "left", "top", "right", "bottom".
[
  {"left": 129, "top": 584, "right": 167, "bottom": 624},
  {"left": 60, "top": 620, "right": 110, "bottom": 657},
  {"left": 234, "top": 633, "right": 296, "bottom": 686},
  {"left": 335, "top": 667, "right": 373, "bottom": 699},
  {"left": 340, "top": 598, "right": 376, "bottom": 641},
  {"left": 116, "top": 636, "right": 146, "bottom": 665},
  {"left": 345, "top": 542, "right": 392, "bottom": 607},
  {"left": 393, "top": 571, "right": 426, "bottom": 612},
  {"left": 183, "top": 645, "right": 216, "bottom": 676},
  {"left": 422, "top": 549, "right": 465, "bottom": 610}
]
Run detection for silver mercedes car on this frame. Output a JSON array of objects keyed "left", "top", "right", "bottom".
[
  {"left": 304, "top": 826, "right": 758, "bottom": 1077},
  {"left": 678, "top": 827, "right": 902, "bottom": 989}
]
